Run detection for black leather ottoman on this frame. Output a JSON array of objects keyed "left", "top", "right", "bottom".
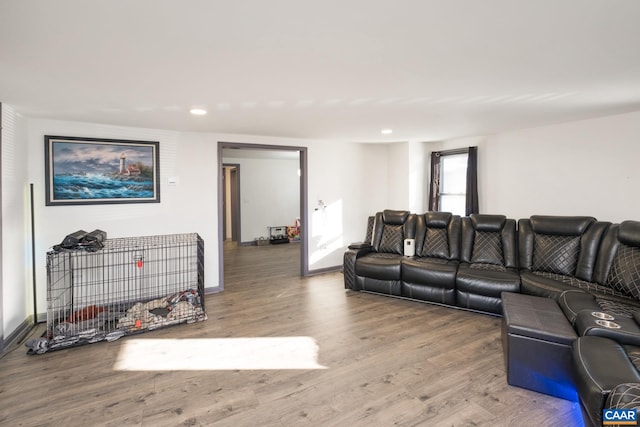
[{"left": 501, "top": 292, "right": 578, "bottom": 401}]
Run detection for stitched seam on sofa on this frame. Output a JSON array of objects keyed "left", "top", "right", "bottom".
[
  {"left": 595, "top": 299, "right": 637, "bottom": 318},
  {"left": 423, "top": 227, "right": 449, "bottom": 258},
  {"left": 607, "top": 243, "right": 640, "bottom": 299},
  {"left": 576, "top": 339, "right": 606, "bottom": 393},
  {"left": 470, "top": 263, "right": 507, "bottom": 272},
  {"left": 608, "top": 384, "right": 640, "bottom": 408},
  {"left": 366, "top": 253, "right": 402, "bottom": 260},
  {"left": 532, "top": 271, "right": 629, "bottom": 298},
  {"left": 379, "top": 224, "right": 404, "bottom": 254},
  {"left": 532, "top": 271, "right": 579, "bottom": 283},
  {"left": 411, "top": 257, "right": 449, "bottom": 265},
  {"left": 459, "top": 271, "right": 516, "bottom": 282},
  {"left": 624, "top": 351, "right": 640, "bottom": 371},
  {"left": 525, "top": 281, "right": 562, "bottom": 293},
  {"left": 471, "top": 231, "right": 504, "bottom": 265},
  {"left": 532, "top": 233, "right": 580, "bottom": 276},
  {"left": 343, "top": 255, "right": 356, "bottom": 289},
  {"left": 580, "top": 283, "right": 628, "bottom": 298},
  {"left": 559, "top": 293, "right": 578, "bottom": 317}
]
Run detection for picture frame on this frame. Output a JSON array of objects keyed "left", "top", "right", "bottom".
[{"left": 44, "top": 135, "right": 160, "bottom": 206}]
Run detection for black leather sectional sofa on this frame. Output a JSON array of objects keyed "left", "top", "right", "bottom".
[{"left": 343, "top": 211, "right": 640, "bottom": 426}]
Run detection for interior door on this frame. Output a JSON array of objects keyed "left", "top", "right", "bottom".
[{"left": 230, "top": 168, "right": 239, "bottom": 242}]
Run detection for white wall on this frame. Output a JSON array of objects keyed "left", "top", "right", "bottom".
[
  {"left": 222, "top": 156, "right": 300, "bottom": 243},
  {"left": 426, "top": 110, "right": 640, "bottom": 222},
  {"left": 25, "top": 120, "right": 220, "bottom": 317},
  {"left": 0, "top": 115, "right": 389, "bottom": 335},
  {"left": 2, "top": 105, "right": 30, "bottom": 337},
  {"left": 375, "top": 140, "right": 427, "bottom": 214},
  {"left": 408, "top": 140, "right": 427, "bottom": 214},
  {"left": 386, "top": 142, "right": 409, "bottom": 210},
  {"left": 307, "top": 141, "right": 388, "bottom": 268}
]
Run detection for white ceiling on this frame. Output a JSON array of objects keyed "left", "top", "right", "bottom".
[{"left": 1, "top": 0, "right": 640, "bottom": 143}]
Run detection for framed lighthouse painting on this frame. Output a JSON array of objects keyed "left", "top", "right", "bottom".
[{"left": 44, "top": 136, "right": 160, "bottom": 206}]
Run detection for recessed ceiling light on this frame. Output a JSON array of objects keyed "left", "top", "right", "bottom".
[
  {"left": 381, "top": 129, "right": 393, "bottom": 135},
  {"left": 190, "top": 108, "right": 207, "bottom": 116}
]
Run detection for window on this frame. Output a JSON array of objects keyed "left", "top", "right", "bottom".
[
  {"left": 428, "top": 147, "right": 478, "bottom": 216},
  {"left": 439, "top": 152, "right": 468, "bottom": 216}
]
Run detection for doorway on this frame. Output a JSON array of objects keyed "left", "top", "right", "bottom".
[
  {"left": 217, "top": 142, "right": 309, "bottom": 291},
  {"left": 222, "top": 164, "right": 240, "bottom": 242}
]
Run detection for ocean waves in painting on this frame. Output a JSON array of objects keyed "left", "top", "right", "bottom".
[{"left": 53, "top": 174, "right": 154, "bottom": 200}]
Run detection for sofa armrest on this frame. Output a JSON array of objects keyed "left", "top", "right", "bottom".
[
  {"left": 343, "top": 244, "right": 373, "bottom": 291},
  {"left": 348, "top": 242, "right": 372, "bottom": 250},
  {"left": 575, "top": 310, "right": 640, "bottom": 347},
  {"left": 558, "top": 290, "right": 597, "bottom": 324}
]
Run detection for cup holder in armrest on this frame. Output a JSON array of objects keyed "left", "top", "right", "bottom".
[
  {"left": 576, "top": 311, "right": 640, "bottom": 346},
  {"left": 592, "top": 311, "right": 615, "bottom": 321},
  {"left": 595, "top": 319, "right": 621, "bottom": 329}
]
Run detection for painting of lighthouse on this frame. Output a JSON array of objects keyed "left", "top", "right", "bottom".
[{"left": 45, "top": 136, "right": 160, "bottom": 206}]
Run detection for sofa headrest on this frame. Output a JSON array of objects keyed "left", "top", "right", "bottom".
[
  {"left": 530, "top": 215, "right": 596, "bottom": 236},
  {"left": 471, "top": 214, "right": 506, "bottom": 232},
  {"left": 424, "top": 212, "right": 452, "bottom": 228},
  {"left": 382, "top": 209, "right": 410, "bottom": 225},
  {"left": 619, "top": 221, "right": 640, "bottom": 247}
]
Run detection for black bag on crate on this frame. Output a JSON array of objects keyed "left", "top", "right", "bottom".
[
  {"left": 53, "top": 229, "right": 107, "bottom": 252},
  {"left": 81, "top": 229, "right": 107, "bottom": 251},
  {"left": 56, "top": 230, "right": 88, "bottom": 250}
]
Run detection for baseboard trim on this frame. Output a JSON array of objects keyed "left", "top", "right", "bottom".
[
  {"left": 2, "top": 316, "right": 37, "bottom": 354},
  {"left": 204, "top": 286, "right": 223, "bottom": 295},
  {"left": 306, "top": 265, "right": 342, "bottom": 276}
]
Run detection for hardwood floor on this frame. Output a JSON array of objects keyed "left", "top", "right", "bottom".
[{"left": 0, "top": 242, "right": 585, "bottom": 426}]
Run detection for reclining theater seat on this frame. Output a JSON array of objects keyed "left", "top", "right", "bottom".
[
  {"left": 456, "top": 214, "right": 520, "bottom": 314},
  {"left": 344, "top": 210, "right": 415, "bottom": 295},
  {"left": 559, "top": 220, "right": 640, "bottom": 323},
  {"left": 401, "top": 212, "right": 460, "bottom": 305},
  {"left": 518, "top": 215, "right": 610, "bottom": 300}
]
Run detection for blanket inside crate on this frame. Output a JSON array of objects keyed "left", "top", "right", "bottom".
[{"left": 26, "top": 289, "right": 207, "bottom": 354}]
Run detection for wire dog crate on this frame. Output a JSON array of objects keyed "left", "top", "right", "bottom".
[{"left": 42, "top": 233, "right": 206, "bottom": 353}]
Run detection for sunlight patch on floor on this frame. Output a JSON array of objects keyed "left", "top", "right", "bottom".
[{"left": 113, "top": 336, "right": 328, "bottom": 371}]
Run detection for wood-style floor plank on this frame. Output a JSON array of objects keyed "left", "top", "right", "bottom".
[{"left": 0, "top": 241, "right": 585, "bottom": 426}]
